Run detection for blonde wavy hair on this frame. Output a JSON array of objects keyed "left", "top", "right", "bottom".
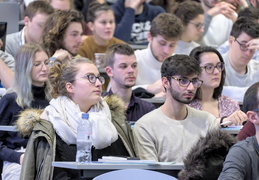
[
  {"left": 49, "top": 57, "right": 94, "bottom": 98},
  {"left": 8, "top": 43, "right": 52, "bottom": 108}
]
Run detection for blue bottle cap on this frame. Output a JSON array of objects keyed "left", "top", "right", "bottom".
[{"left": 82, "top": 113, "right": 89, "bottom": 119}]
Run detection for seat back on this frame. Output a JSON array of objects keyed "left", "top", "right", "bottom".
[
  {"left": 0, "top": 2, "right": 19, "bottom": 34},
  {"left": 93, "top": 169, "right": 177, "bottom": 180},
  {"left": 0, "top": 22, "right": 7, "bottom": 51}
]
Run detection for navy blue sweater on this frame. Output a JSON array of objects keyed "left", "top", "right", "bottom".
[
  {"left": 0, "top": 86, "right": 49, "bottom": 164},
  {"left": 112, "top": 0, "right": 165, "bottom": 44}
]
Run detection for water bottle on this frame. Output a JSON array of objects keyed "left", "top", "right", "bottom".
[{"left": 76, "top": 113, "right": 92, "bottom": 163}]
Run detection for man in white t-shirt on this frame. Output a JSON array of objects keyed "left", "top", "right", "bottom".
[
  {"left": 133, "top": 54, "right": 218, "bottom": 163},
  {"left": 134, "top": 13, "right": 183, "bottom": 97}
]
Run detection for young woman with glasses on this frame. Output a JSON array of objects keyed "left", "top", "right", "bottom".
[
  {"left": 173, "top": 1, "right": 204, "bottom": 55},
  {"left": 0, "top": 43, "right": 51, "bottom": 179},
  {"left": 189, "top": 46, "right": 247, "bottom": 126},
  {"left": 17, "top": 57, "right": 135, "bottom": 179}
]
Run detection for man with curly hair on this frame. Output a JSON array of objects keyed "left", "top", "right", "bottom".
[{"left": 41, "top": 10, "right": 84, "bottom": 61}]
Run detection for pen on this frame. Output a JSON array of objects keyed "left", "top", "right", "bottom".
[{"left": 220, "top": 120, "right": 232, "bottom": 126}]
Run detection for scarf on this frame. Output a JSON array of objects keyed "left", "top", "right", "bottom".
[{"left": 40, "top": 96, "right": 118, "bottom": 149}]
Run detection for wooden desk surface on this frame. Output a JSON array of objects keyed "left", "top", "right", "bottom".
[
  {"left": 142, "top": 97, "right": 165, "bottom": 108},
  {"left": 52, "top": 161, "right": 183, "bottom": 178},
  {"left": 52, "top": 161, "right": 182, "bottom": 169},
  {"left": 141, "top": 97, "right": 165, "bottom": 104},
  {"left": 0, "top": 126, "right": 17, "bottom": 132},
  {"left": 221, "top": 126, "right": 242, "bottom": 135}
]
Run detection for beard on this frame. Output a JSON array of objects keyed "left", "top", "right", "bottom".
[
  {"left": 169, "top": 86, "right": 195, "bottom": 104},
  {"left": 122, "top": 81, "right": 135, "bottom": 89},
  {"left": 124, "top": 84, "right": 134, "bottom": 88},
  {"left": 123, "top": 77, "right": 136, "bottom": 88}
]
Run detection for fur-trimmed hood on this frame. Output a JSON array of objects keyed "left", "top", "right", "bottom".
[
  {"left": 16, "top": 95, "right": 126, "bottom": 137},
  {"left": 16, "top": 109, "right": 44, "bottom": 137},
  {"left": 178, "top": 129, "right": 237, "bottom": 180},
  {"left": 104, "top": 94, "right": 126, "bottom": 125}
]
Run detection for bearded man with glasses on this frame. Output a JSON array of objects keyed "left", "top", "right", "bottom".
[
  {"left": 133, "top": 54, "right": 218, "bottom": 163},
  {"left": 221, "top": 17, "right": 259, "bottom": 102}
]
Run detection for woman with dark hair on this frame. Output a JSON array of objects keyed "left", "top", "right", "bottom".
[
  {"left": 174, "top": 1, "right": 204, "bottom": 55},
  {"left": 189, "top": 46, "right": 247, "bottom": 126},
  {"left": 77, "top": 1, "right": 125, "bottom": 61}
]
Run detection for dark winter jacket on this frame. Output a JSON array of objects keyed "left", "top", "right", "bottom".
[
  {"left": 178, "top": 129, "right": 237, "bottom": 180},
  {"left": 16, "top": 95, "right": 136, "bottom": 180}
]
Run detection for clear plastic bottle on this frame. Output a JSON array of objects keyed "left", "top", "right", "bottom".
[{"left": 76, "top": 113, "right": 92, "bottom": 163}]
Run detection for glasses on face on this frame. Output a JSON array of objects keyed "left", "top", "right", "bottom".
[
  {"left": 33, "top": 60, "right": 50, "bottom": 68},
  {"left": 234, "top": 37, "right": 254, "bottom": 52},
  {"left": 75, "top": 74, "right": 105, "bottom": 85},
  {"left": 200, "top": 62, "right": 224, "bottom": 74},
  {"left": 189, "top": 22, "right": 204, "bottom": 30},
  {"left": 169, "top": 76, "right": 203, "bottom": 88}
]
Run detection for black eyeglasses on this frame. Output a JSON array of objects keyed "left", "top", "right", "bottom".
[
  {"left": 74, "top": 74, "right": 105, "bottom": 84},
  {"left": 189, "top": 22, "right": 204, "bottom": 30},
  {"left": 234, "top": 37, "right": 254, "bottom": 52},
  {"left": 200, "top": 62, "right": 224, "bottom": 74},
  {"left": 169, "top": 77, "right": 203, "bottom": 88}
]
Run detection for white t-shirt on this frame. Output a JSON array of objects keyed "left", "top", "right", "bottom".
[
  {"left": 134, "top": 44, "right": 163, "bottom": 90},
  {"left": 133, "top": 106, "right": 218, "bottom": 163}
]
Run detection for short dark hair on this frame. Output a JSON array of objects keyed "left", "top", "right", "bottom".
[
  {"left": 190, "top": 46, "right": 225, "bottom": 100},
  {"left": 42, "top": 10, "right": 84, "bottom": 56},
  {"left": 238, "top": 7, "right": 259, "bottom": 20},
  {"left": 25, "top": 0, "right": 54, "bottom": 19},
  {"left": 230, "top": 17, "right": 259, "bottom": 39},
  {"left": 150, "top": 13, "right": 183, "bottom": 40},
  {"left": 161, "top": 55, "right": 202, "bottom": 96},
  {"left": 174, "top": 1, "right": 204, "bottom": 26},
  {"left": 243, "top": 82, "right": 259, "bottom": 113},
  {"left": 87, "top": 1, "right": 113, "bottom": 23},
  {"left": 105, "top": 43, "right": 135, "bottom": 68},
  {"left": 161, "top": 54, "right": 201, "bottom": 78}
]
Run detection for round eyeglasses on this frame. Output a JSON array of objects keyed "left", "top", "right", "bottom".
[
  {"left": 189, "top": 22, "right": 204, "bottom": 30},
  {"left": 234, "top": 37, "right": 255, "bottom": 52},
  {"left": 74, "top": 74, "right": 105, "bottom": 84},
  {"left": 169, "top": 76, "right": 203, "bottom": 88},
  {"left": 200, "top": 62, "right": 224, "bottom": 74}
]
